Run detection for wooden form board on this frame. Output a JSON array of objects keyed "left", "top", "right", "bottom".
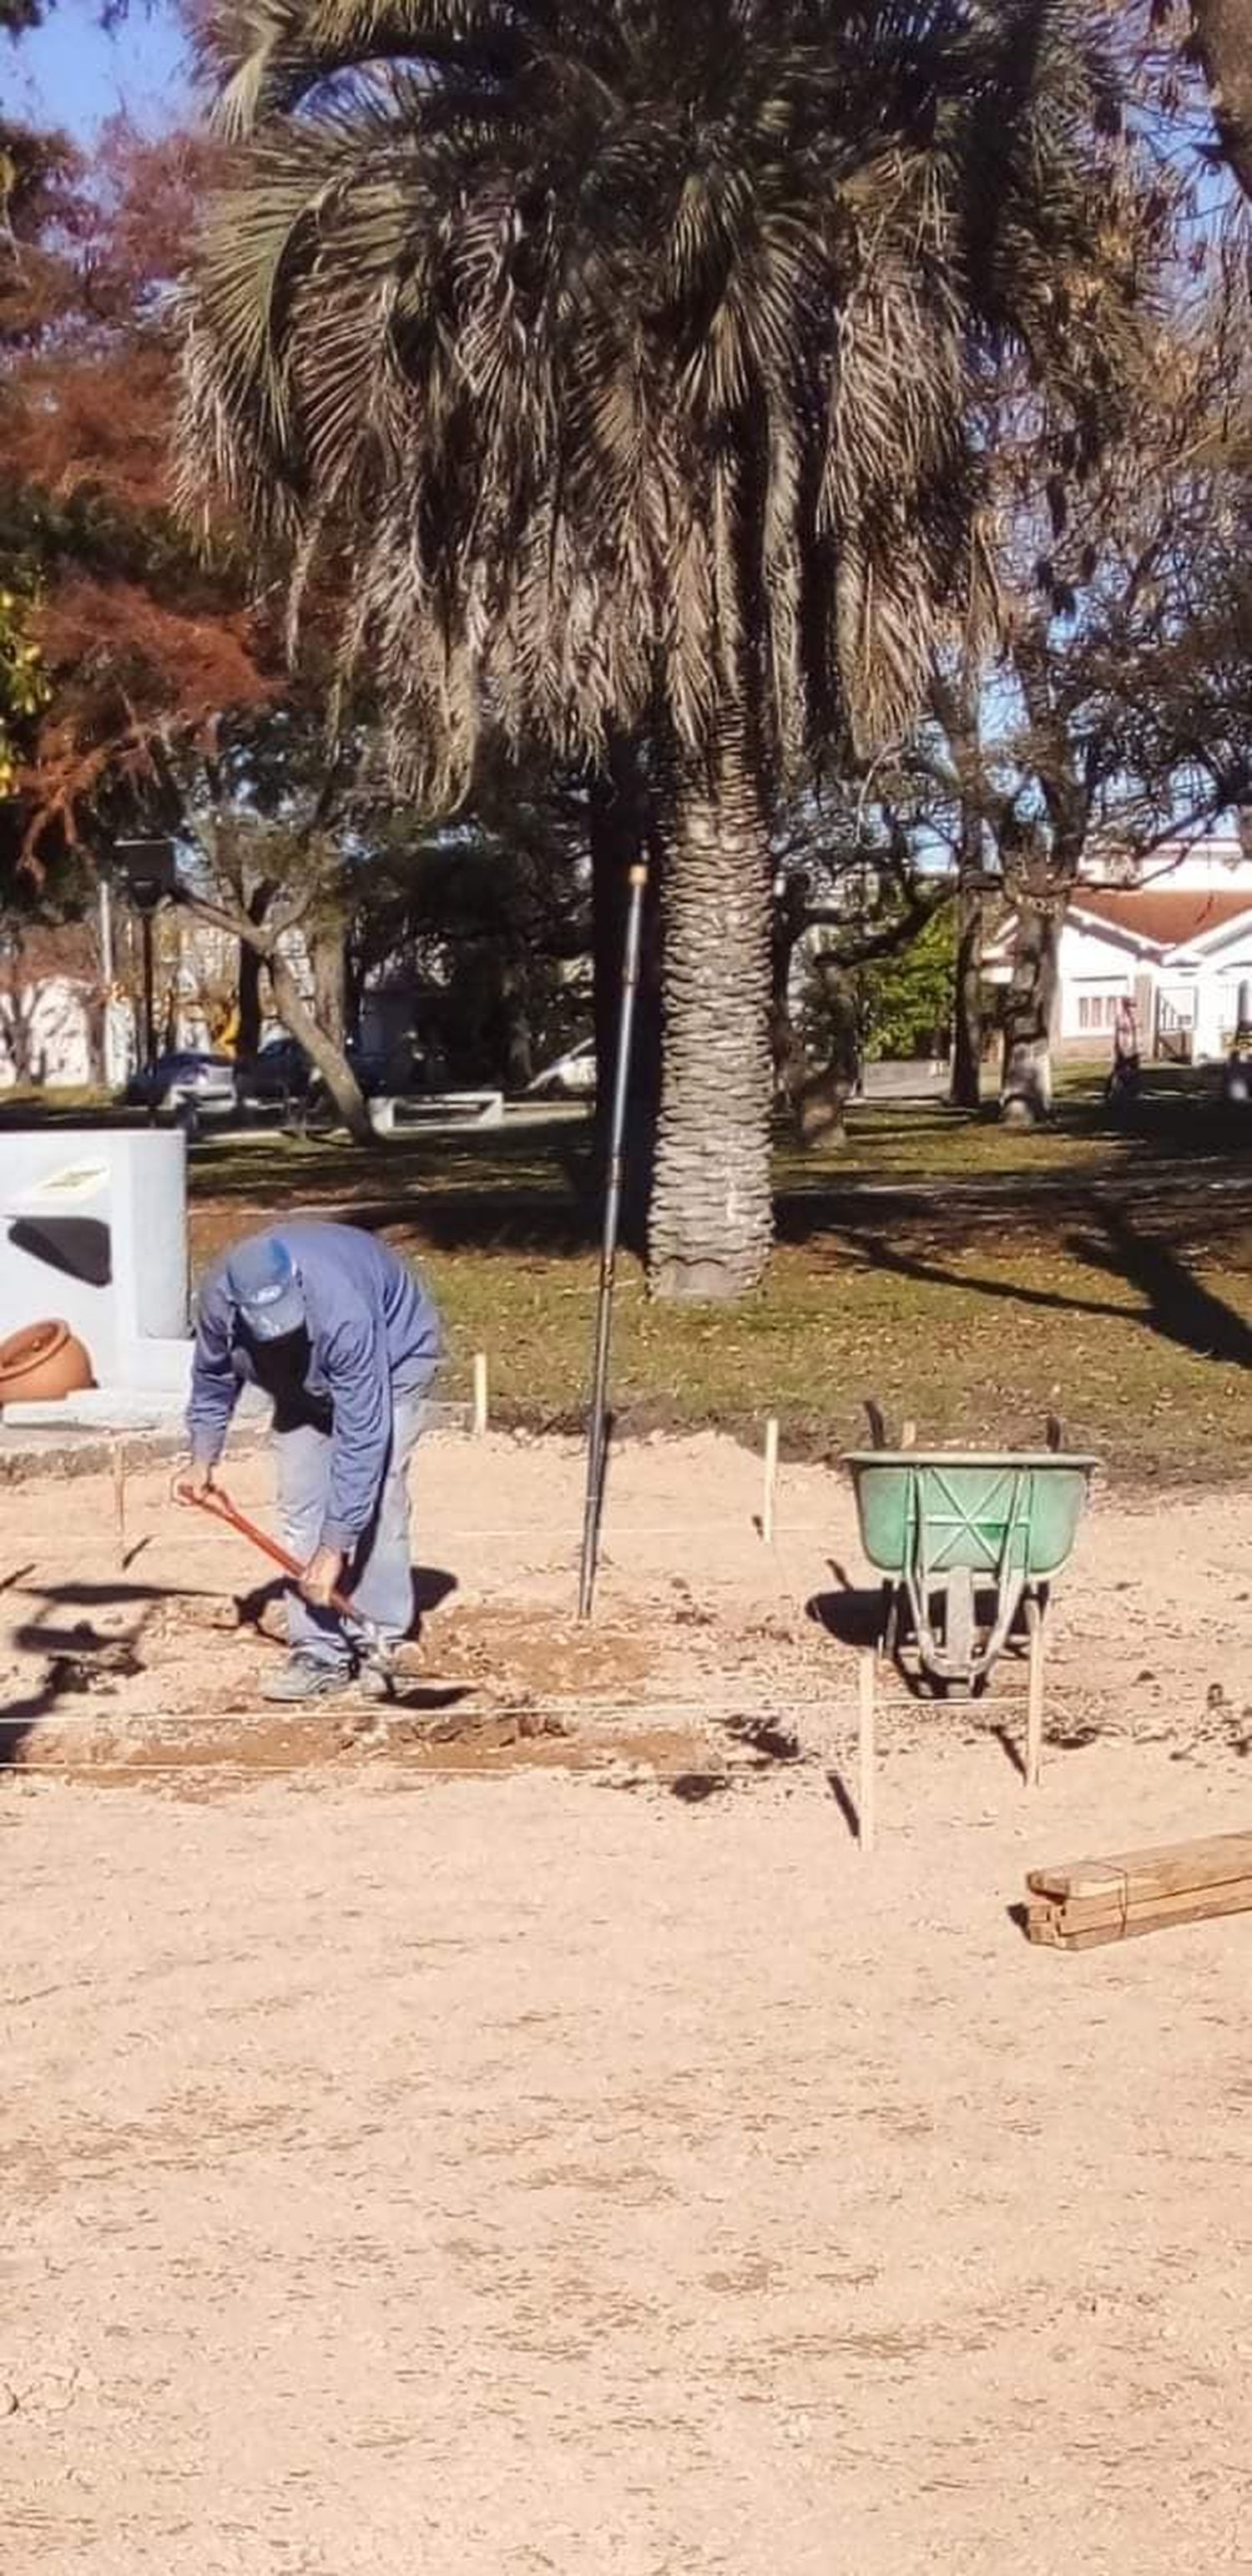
[
  {"left": 1028, "top": 1828, "right": 1252, "bottom": 1906},
  {"left": 1025, "top": 1827, "right": 1252, "bottom": 1951}
]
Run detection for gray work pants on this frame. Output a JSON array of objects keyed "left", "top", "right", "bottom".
[{"left": 275, "top": 1394, "right": 425, "bottom": 1669}]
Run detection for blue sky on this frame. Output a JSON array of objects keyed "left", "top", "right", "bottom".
[{"left": 8, "top": 0, "right": 188, "bottom": 135}]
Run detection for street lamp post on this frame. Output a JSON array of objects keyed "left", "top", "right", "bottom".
[{"left": 114, "top": 839, "right": 176, "bottom": 1081}]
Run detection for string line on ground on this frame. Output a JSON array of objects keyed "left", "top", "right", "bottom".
[
  {"left": 0, "top": 1760, "right": 760, "bottom": 1780},
  {"left": 8, "top": 1517, "right": 856, "bottom": 1548},
  {"left": 0, "top": 1679, "right": 1059, "bottom": 1732}
]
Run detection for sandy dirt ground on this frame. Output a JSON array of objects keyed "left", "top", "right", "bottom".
[{"left": 3, "top": 1430, "right": 1251, "bottom": 2573}]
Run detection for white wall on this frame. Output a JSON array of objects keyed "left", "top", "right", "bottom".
[
  {"left": 0, "top": 977, "right": 96, "bottom": 1089},
  {"left": 1192, "top": 935, "right": 1252, "bottom": 1058},
  {"left": 1054, "top": 918, "right": 1137, "bottom": 1041},
  {"left": 102, "top": 996, "right": 135, "bottom": 1089},
  {"left": 1055, "top": 913, "right": 1252, "bottom": 1056},
  {"left": 1083, "top": 835, "right": 1252, "bottom": 892}
]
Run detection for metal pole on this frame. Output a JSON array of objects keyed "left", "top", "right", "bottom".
[
  {"left": 98, "top": 873, "right": 114, "bottom": 986},
  {"left": 141, "top": 911, "right": 157, "bottom": 1076},
  {"left": 578, "top": 860, "right": 648, "bottom": 1622},
  {"left": 98, "top": 875, "right": 114, "bottom": 1090}
]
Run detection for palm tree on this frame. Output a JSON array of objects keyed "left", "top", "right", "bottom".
[{"left": 182, "top": 0, "right": 1149, "bottom": 1298}]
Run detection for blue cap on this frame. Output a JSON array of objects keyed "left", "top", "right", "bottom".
[{"left": 225, "top": 1234, "right": 305, "bottom": 1341}]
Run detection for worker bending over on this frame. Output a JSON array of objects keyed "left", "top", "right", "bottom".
[{"left": 184, "top": 1221, "right": 442, "bottom": 1704}]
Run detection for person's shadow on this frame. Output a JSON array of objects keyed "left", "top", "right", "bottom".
[
  {"left": 411, "top": 1568, "right": 459, "bottom": 1622},
  {"left": 234, "top": 1565, "right": 458, "bottom": 1639}
]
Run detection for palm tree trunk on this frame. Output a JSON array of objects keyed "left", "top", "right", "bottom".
[
  {"left": 1000, "top": 900, "right": 1059, "bottom": 1126},
  {"left": 648, "top": 723, "right": 774, "bottom": 1301}
]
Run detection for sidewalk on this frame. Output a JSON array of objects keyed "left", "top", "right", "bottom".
[{"left": 0, "top": 1397, "right": 471, "bottom": 1485}]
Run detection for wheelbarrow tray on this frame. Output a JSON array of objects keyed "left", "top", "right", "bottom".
[{"left": 845, "top": 1451, "right": 1097, "bottom": 1582}]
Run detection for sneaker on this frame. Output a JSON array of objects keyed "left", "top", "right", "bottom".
[{"left": 260, "top": 1651, "right": 351, "bottom": 1704}]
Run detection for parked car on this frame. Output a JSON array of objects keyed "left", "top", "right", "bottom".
[
  {"left": 124, "top": 1051, "right": 238, "bottom": 1116},
  {"left": 525, "top": 1036, "right": 597, "bottom": 1099},
  {"left": 235, "top": 1036, "right": 311, "bottom": 1106},
  {"left": 235, "top": 1033, "right": 400, "bottom": 1114},
  {"left": 344, "top": 1039, "right": 396, "bottom": 1098}
]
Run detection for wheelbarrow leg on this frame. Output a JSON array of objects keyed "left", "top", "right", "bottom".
[
  {"left": 1024, "top": 1592, "right": 1045, "bottom": 1789},
  {"left": 945, "top": 1566, "right": 975, "bottom": 1690},
  {"left": 881, "top": 1579, "right": 900, "bottom": 1661},
  {"left": 857, "top": 1646, "right": 876, "bottom": 1855}
]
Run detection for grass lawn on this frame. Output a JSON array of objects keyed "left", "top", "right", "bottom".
[{"left": 179, "top": 1075, "right": 1252, "bottom": 1484}]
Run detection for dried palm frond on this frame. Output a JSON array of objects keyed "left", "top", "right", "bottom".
[{"left": 180, "top": 0, "right": 1158, "bottom": 799}]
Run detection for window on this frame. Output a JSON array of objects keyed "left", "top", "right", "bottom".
[{"left": 1077, "top": 992, "right": 1125, "bottom": 1031}]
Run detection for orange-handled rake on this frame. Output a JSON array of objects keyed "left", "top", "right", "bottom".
[{"left": 174, "top": 1478, "right": 384, "bottom": 1649}]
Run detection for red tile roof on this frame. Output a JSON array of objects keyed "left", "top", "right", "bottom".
[{"left": 1070, "top": 888, "right": 1252, "bottom": 952}]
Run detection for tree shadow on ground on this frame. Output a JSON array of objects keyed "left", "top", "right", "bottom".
[
  {"left": 775, "top": 1157, "right": 1252, "bottom": 1248},
  {"left": 194, "top": 1180, "right": 600, "bottom": 1263},
  {"left": 1064, "top": 1208, "right": 1252, "bottom": 1369},
  {"left": 840, "top": 1227, "right": 1134, "bottom": 1329},
  {"left": 204, "top": 1159, "right": 1252, "bottom": 1270},
  {"left": 1, "top": 1572, "right": 471, "bottom": 1770},
  {"left": 2, "top": 1579, "right": 174, "bottom": 1766},
  {"left": 192, "top": 1116, "right": 600, "bottom": 1233},
  {"left": 831, "top": 1202, "right": 1252, "bottom": 1371},
  {"left": 175, "top": 1071, "right": 1252, "bottom": 1268}
]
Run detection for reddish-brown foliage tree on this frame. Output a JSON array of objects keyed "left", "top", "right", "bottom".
[
  {"left": 1, "top": 114, "right": 372, "bottom": 1135},
  {"left": 2, "top": 117, "right": 274, "bottom": 858}
]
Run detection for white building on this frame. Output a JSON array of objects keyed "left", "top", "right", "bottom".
[
  {"left": 0, "top": 907, "right": 319, "bottom": 1093},
  {"left": 0, "top": 921, "right": 101, "bottom": 1091},
  {"left": 987, "top": 835, "right": 1252, "bottom": 1063}
]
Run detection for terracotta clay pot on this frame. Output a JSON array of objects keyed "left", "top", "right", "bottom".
[{"left": 0, "top": 1318, "right": 95, "bottom": 1407}]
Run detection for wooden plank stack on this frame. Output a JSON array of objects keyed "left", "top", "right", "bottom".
[{"left": 1025, "top": 1828, "right": 1252, "bottom": 1950}]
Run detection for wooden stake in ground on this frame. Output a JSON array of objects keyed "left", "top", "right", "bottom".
[
  {"left": 1025, "top": 1594, "right": 1045, "bottom": 1790},
  {"left": 472, "top": 1352, "right": 489, "bottom": 1439},
  {"left": 857, "top": 1648, "right": 876, "bottom": 1855},
  {"left": 112, "top": 1439, "right": 127, "bottom": 1571},
  {"left": 761, "top": 1417, "right": 780, "bottom": 1544},
  {"left": 1024, "top": 1827, "right": 1252, "bottom": 1948}
]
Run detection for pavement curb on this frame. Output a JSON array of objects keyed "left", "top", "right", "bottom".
[{"left": 0, "top": 1400, "right": 474, "bottom": 1486}]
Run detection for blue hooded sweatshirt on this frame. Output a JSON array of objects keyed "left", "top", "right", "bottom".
[{"left": 188, "top": 1222, "right": 442, "bottom": 1550}]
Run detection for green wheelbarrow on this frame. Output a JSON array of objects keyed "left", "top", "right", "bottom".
[{"left": 844, "top": 1429, "right": 1096, "bottom": 1802}]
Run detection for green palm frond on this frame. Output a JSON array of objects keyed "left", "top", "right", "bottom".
[
  {"left": 181, "top": 0, "right": 1157, "bottom": 793},
  {"left": 200, "top": 1, "right": 532, "bottom": 138}
]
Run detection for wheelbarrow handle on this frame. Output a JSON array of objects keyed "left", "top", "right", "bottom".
[{"left": 174, "top": 1478, "right": 377, "bottom": 1638}]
